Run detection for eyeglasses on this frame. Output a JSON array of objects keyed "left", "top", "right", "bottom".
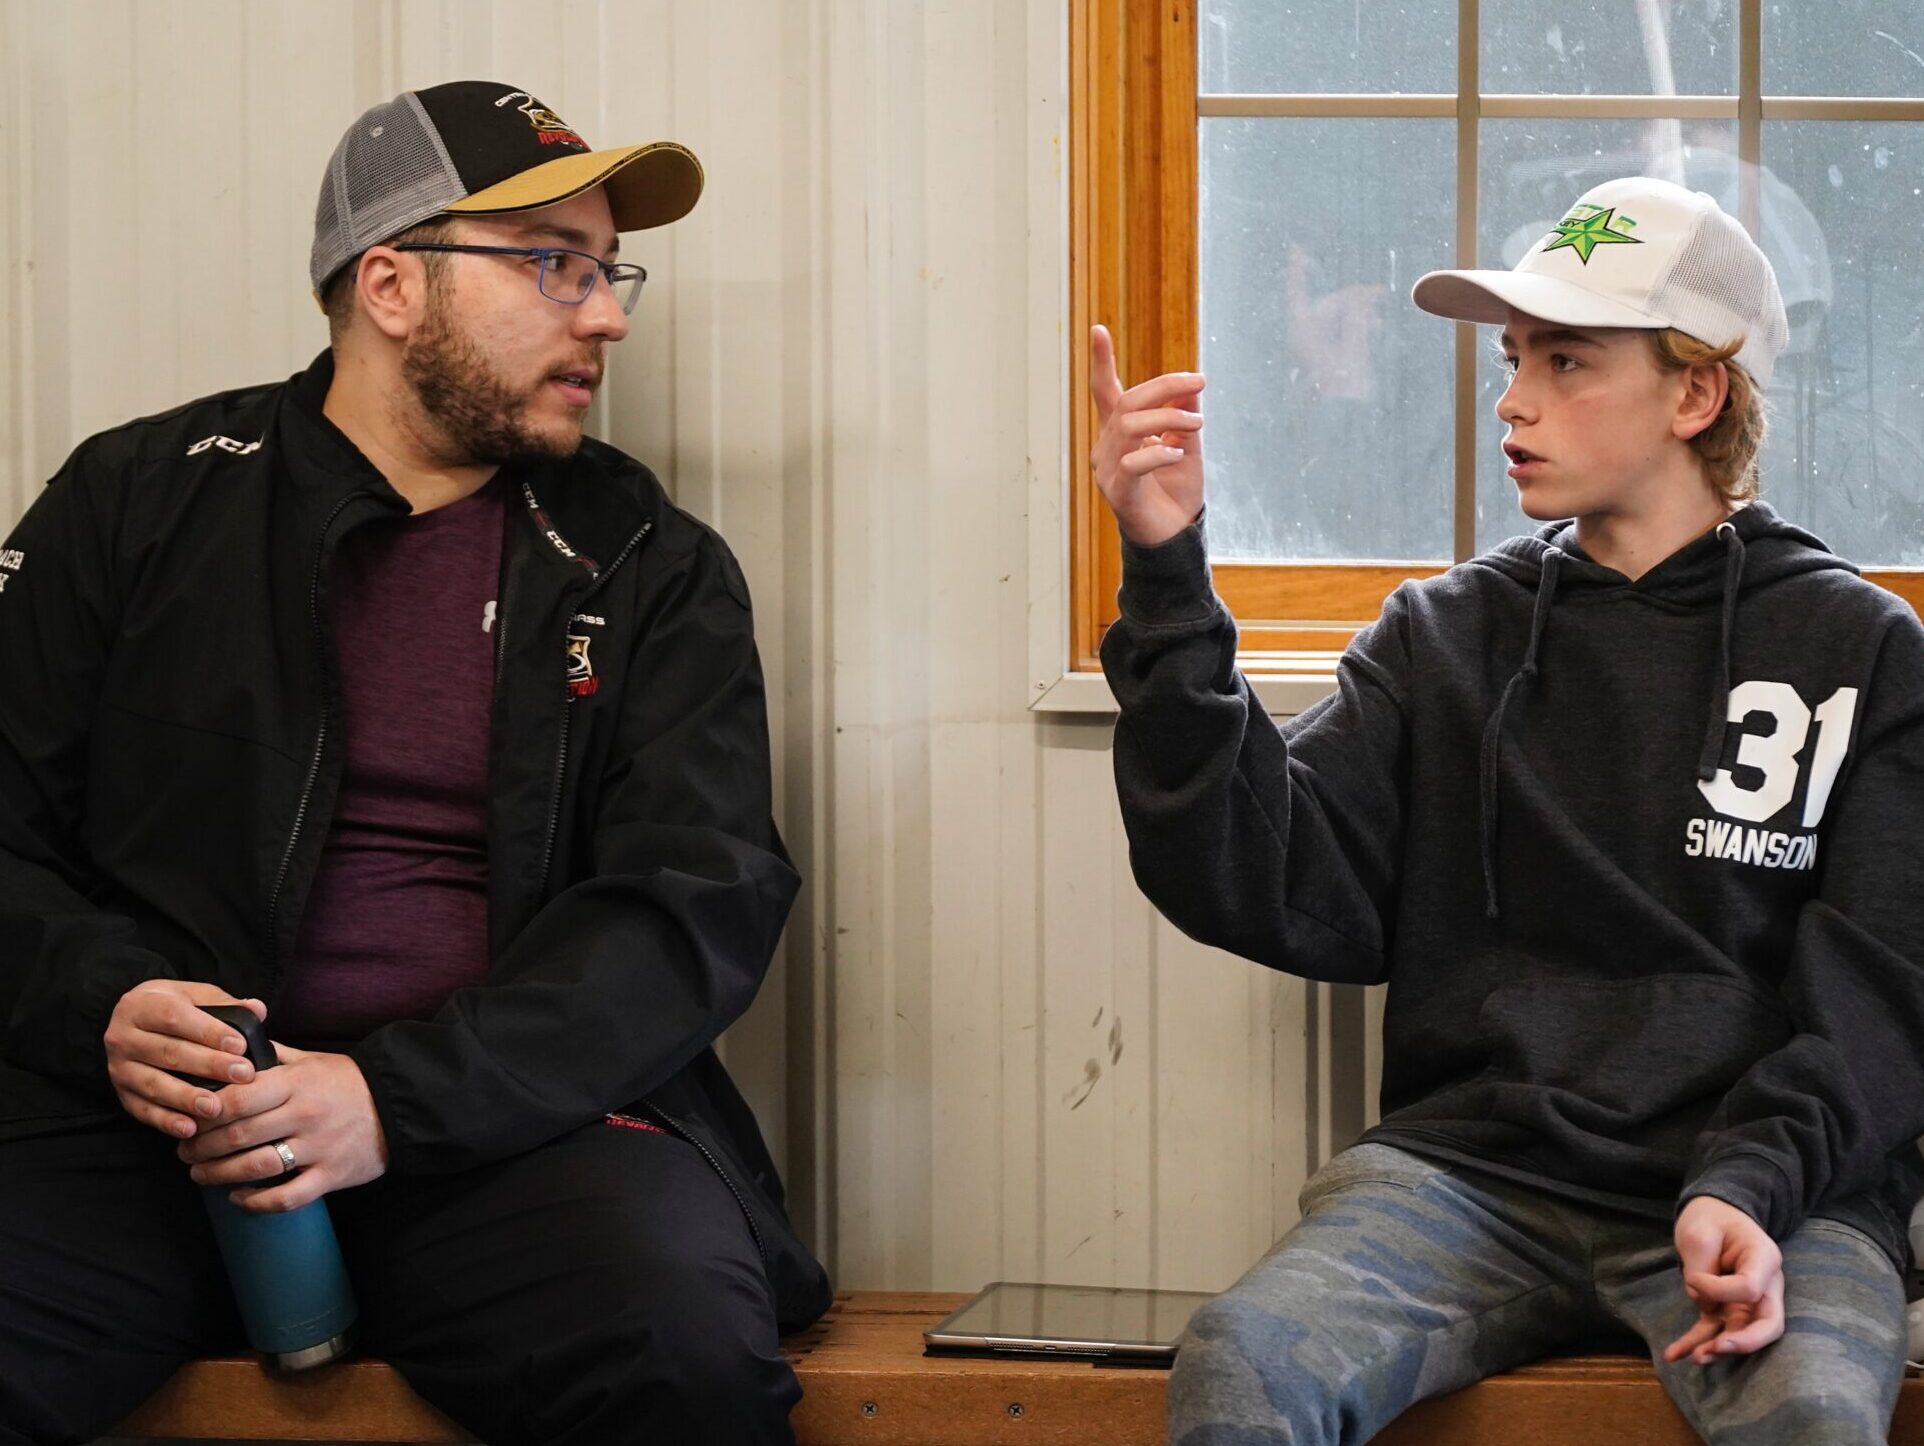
[{"left": 393, "top": 243, "right": 648, "bottom": 315}]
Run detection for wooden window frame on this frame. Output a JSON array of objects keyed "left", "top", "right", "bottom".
[{"left": 1068, "top": 0, "right": 1924, "bottom": 677}]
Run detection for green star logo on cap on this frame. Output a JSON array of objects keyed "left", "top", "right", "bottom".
[{"left": 1541, "top": 205, "right": 1641, "bottom": 264}]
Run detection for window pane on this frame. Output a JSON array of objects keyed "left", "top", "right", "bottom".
[
  {"left": 1764, "top": 1, "right": 1924, "bottom": 97},
  {"left": 1483, "top": 0, "right": 1736, "bottom": 96},
  {"left": 1199, "top": 118, "right": 1455, "bottom": 563},
  {"left": 1474, "top": 120, "right": 1739, "bottom": 551},
  {"left": 1757, "top": 122, "right": 1924, "bottom": 566},
  {"left": 1199, "top": 0, "right": 1457, "bottom": 95}
]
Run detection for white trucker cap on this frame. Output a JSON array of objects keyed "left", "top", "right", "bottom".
[{"left": 1412, "top": 176, "right": 1790, "bottom": 390}]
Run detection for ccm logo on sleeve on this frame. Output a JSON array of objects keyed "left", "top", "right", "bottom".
[
  {"left": 185, "top": 435, "right": 262, "bottom": 457},
  {"left": 0, "top": 548, "right": 22, "bottom": 594},
  {"left": 1685, "top": 679, "right": 1858, "bottom": 872}
]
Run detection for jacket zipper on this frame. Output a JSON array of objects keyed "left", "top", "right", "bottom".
[
  {"left": 614, "top": 1104, "right": 769, "bottom": 1268},
  {"left": 532, "top": 516, "right": 654, "bottom": 904},
  {"left": 262, "top": 490, "right": 369, "bottom": 971},
  {"left": 491, "top": 580, "right": 509, "bottom": 712}
]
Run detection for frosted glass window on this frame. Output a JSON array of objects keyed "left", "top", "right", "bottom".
[
  {"left": 1199, "top": 0, "right": 1456, "bottom": 96},
  {"left": 1764, "top": 1, "right": 1924, "bottom": 98},
  {"left": 1482, "top": 0, "right": 1736, "bottom": 95},
  {"left": 1199, "top": 118, "right": 1456, "bottom": 562},
  {"left": 1756, "top": 122, "right": 1924, "bottom": 565}
]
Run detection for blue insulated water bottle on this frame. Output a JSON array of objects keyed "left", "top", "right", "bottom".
[{"left": 188, "top": 1004, "right": 358, "bottom": 1371}]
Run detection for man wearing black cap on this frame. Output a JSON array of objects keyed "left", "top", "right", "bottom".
[{"left": 0, "top": 81, "right": 828, "bottom": 1444}]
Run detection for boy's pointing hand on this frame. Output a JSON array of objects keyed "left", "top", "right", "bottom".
[{"left": 1089, "top": 325, "right": 1206, "bottom": 548}]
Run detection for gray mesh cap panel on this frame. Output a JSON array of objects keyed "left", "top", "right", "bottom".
[{"left": 310, "top": 93, "right": 467, "bottom": 296}]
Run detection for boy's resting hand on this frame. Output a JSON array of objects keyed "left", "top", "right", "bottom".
[
  {"left": 1663, "top": 1195, "right": 1785, "bottom": 1366},
  {"left": 1088, "top": 324, "right": 1206, "bottom": 548}
]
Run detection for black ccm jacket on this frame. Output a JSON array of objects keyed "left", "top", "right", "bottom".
[{"left": 0, "top": 351, "right": 832, "bottom": 1330}]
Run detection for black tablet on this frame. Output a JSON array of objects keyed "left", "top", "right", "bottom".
[{"left": 923, "top": 1281, "right": 1214, "bottom": 1365}]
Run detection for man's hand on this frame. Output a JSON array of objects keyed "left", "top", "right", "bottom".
[
  {"left": 104, "top": 980, "right": 266, "bottom": 1139},
  {"left": 1663, "top": 1195, "right": 1786, "bottom": 1366},
  {"left": 1089, "top": 324, "right": 1206, "bottom": 548},
  {"left": 177, "top": 1044, "right": 389, "bottom": 1213}
]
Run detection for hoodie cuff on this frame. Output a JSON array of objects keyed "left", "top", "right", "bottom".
[
  {"left": 1678, "top": 1153, "right": 1797, "bottom": 1240},
  {"left": 1116, "top": 511, "right": 1215, "bottom": 627}
]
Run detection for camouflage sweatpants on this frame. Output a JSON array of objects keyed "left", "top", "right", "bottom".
[{"left": 1170, "top": 1142, "right": 1907, "bottom": 1445}]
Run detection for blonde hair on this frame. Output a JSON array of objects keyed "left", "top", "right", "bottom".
[{"left": 1648, "top": 329, "right": 1767, "bottom": 505}]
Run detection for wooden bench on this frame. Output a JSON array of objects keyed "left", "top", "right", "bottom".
[{"left": 118, "top": 1290, "right": 1924, "bottom": 1444}]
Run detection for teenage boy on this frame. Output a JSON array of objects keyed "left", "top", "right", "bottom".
[{"left": 1091, "top": 177, "right": 1922, "bottom": 1443}]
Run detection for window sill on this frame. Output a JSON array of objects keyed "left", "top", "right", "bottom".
[{"left": 1030, "top": 653, "right": 1344, "bottom": 717}]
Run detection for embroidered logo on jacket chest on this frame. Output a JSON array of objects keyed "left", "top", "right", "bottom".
[{"left": 565, "top": 635, "right": 599, "bottom": 698}]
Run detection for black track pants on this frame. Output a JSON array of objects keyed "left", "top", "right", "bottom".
[{"left": 0, "top": 1116, "right": 799, "bottom": 1445}]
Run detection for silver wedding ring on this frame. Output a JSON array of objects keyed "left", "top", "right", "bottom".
[{"left": 271, "top": 1139, "right": 298, "bottom": 1174}]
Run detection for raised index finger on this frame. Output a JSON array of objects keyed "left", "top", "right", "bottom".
[{"left": 1090, "top": 324, "right": 1125, "bottom": 419}]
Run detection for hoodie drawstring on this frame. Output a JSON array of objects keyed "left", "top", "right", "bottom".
[
  {"left": 1477, "top": 523, "right": 1749, "bottom": 919},
  {"left": 1696, "top": 521, "right": 1746, "bottom": 781},
  {"left": 1479, "top": 547, "right": 1563, "bottom": 919}
]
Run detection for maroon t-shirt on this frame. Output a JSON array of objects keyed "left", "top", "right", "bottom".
[{"left": 275, "top": 479, "right": 507, "bottom": 1044}]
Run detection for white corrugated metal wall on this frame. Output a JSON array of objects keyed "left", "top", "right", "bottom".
[{"left": 0, "top": 0, "right": 1380, "bottom": 1293}]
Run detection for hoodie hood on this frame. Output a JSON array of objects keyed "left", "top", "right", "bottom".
[{"left": 1467, "top": 503, "right": 1857, "bottom": 919}]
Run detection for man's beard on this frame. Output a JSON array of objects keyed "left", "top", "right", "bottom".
[{"left": 399, "top": 290, "right": 594, "bottom": 466}]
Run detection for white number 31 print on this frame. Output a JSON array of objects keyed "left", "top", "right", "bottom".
[{"left": 1696, "top": 680, "right": 1859, "bottom": 827}]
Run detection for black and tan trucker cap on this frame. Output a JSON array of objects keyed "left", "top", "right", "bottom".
[{"left": 310, "top": 80, "right": 703, "bottom": 298}]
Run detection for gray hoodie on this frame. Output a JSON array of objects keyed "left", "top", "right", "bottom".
[{"left": 1104, "top": 501, "right": 1924, "bottom": 1269}]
